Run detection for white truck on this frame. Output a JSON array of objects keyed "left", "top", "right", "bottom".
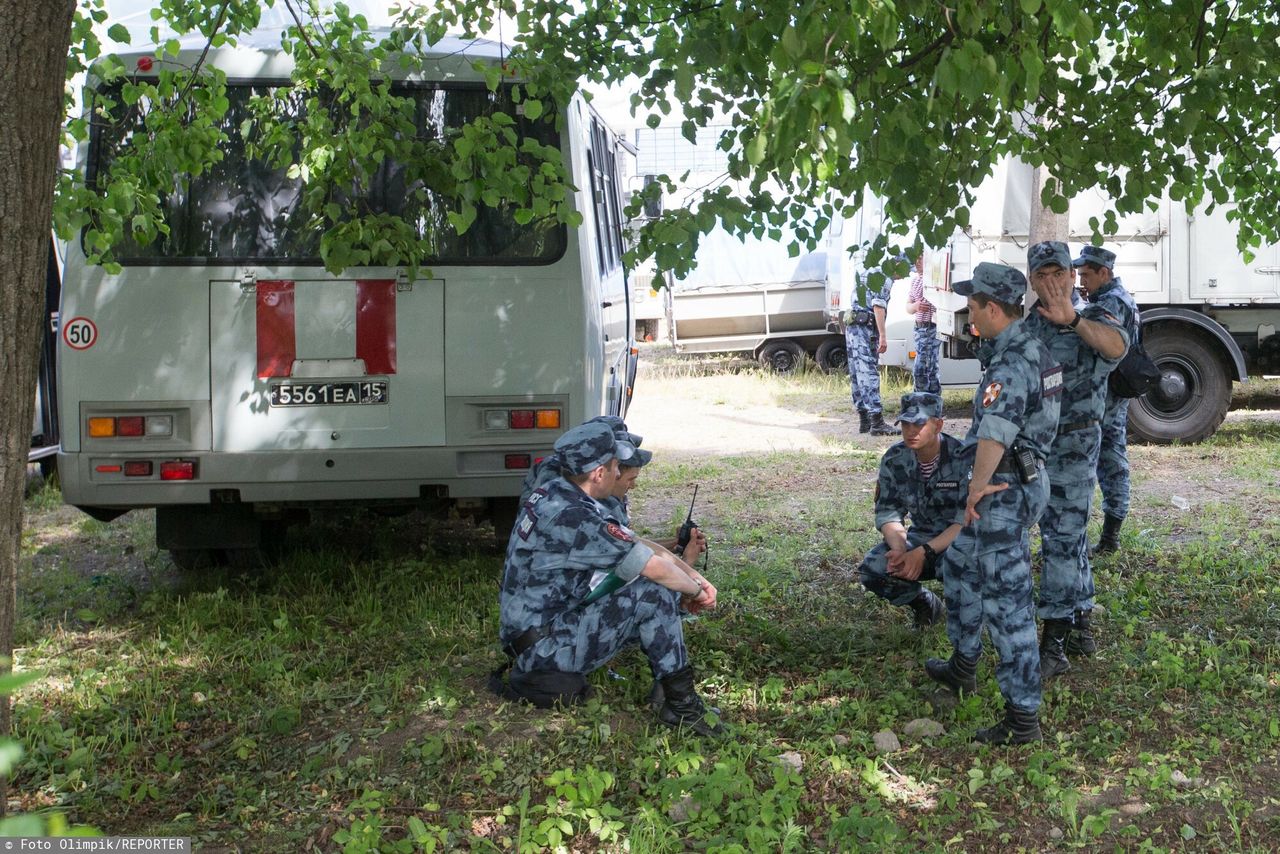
[
  {"left": 665, "top": 225, "right": 846, "bottom": 373},
  {"left": 927, "top": 158, "right": 1280, "bottom": 443}
]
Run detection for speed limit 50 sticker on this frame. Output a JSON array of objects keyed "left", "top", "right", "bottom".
[{"left": 63, "top": 316, "right": 98, "bottom": 350}]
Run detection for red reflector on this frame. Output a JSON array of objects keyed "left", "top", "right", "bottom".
[
  {"left": 123, "top": 461, "right": 153, "bottom": 477},
  {"left": 95, "top": 464, "right": 122, "bottom": 473},
  {"left": 504, "top": 454, "right": 532, "bottom": 470},
  {"left": 160, "top": 460, "right": 196, "bottom": 481},
  {"left": 117, "top": 416, "right": 145, "bottom": 437},
  {"left": 509, "top": 410, "right": 535, "bottom": 429}
]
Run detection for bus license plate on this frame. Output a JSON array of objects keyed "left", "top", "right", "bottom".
[{"left": 269, "top": 381, "right": 388, "bottom": 407}]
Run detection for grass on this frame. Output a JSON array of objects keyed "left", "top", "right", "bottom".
[{"left": 11, "top": 368, "right": 1280, "bottom": 851}]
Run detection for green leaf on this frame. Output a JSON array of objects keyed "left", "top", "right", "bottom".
[
  {"left": 746, "top": 134, "right": 767, "bottom": 165},
  {"left": 107, "top": 23, "right": 131, "bottom": 44},
  {"left": 522, "top": 99, "right": 543, "bottom": 120}
]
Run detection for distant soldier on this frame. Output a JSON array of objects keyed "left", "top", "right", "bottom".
[
  {"left": 1023, "top": 242, "right": 1129, "bottom": 678},
  {"left": 496, "top": 421, "right": 724, "bottom": 736},
  {"left": 905, "top": 256, "right": 942, "bottom": 396},
  {"left": 858, "top": 392, "right": 965, "bottom": 628},
  {"left": 843, "top": 266, "right": 898, "bottom": 435},
  {"left": 925, "top": 262, "right": 1062, "bottom": 745},
  {"left": 1074, "top": 246, "right": 1140, "bottom": 562}
]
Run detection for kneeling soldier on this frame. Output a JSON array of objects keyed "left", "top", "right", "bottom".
[
  {"left": 858, "top": 392, "right": 966, "bottom": 628},
  {"left": 497, "top": 421, "right": 723, "bottom": 736}
]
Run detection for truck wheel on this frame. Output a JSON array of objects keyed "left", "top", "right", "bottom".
[
  {"left": 1127, "top": 328, "right": 1231, "bottom": 444},
  {"left": 758, "top": 340, "right": 806, "bottom": 374},
  {"left": 814, "top": 338, "right": 848, "bottom": 374}
]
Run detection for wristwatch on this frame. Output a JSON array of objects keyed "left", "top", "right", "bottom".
[{"left": 1067, "top": 311, "right": 1082, "bottom": 329}]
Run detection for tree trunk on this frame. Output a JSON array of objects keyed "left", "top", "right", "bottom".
[
  {"left": 0, "top": 0, "right": 75, "bottom": 818},
  {"left": 1028, "top": 165, "right": 1070, "bottom": 245}
]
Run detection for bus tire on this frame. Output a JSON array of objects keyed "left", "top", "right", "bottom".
[
  {"left": 1127, "top": 327, "right": 1231, "bottom": 444},
  {"left": 38, "top": 456, "right": 57, "bottom": 483},
  {"left": 814, "top": 338, "right": 847, "bottom": 374},
  {"left": 758, "top": 340, "right": 806, "bottom": 374}
]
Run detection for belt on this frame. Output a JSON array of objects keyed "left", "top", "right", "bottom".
[
  {"left": 994, "top": 455, "right": 1045, "bottom": 474},
  {"left": 915, "top": 321, "right": 936, "bottom": 328},
  {"left": 1060, "top": 419, "right": 1099, "bottom": 433}
]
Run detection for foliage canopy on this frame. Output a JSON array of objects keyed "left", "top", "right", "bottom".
[{"left": 58, "top": 0, "right": 1280, "bottom": 277}]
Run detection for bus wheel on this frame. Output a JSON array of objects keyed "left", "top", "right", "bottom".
[
  {"left": 758, "top": 340, "right": 806, "bottom": 374},
  {"left": 1127, "top": 328, "right": 1231, "bottom": 444},
  {"left": 38, "top": 456, "right": 57, "bottom": 483},
  {"left": 814, "top": 338, "right": 848, "bottom": 374}
]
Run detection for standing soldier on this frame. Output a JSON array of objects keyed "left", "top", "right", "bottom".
[
  {"left": 1022, "top": 242, "right": 1129, "bottom": 679},
  {"left": 905, "top": 256, "right": 942, "bottom": 396},
  {"left": 1074, "top": 246, "right": 1140, "bottom": 561},
  {"left": 925, "top": 262, "right": 1062, "bottom": 745},
  {"left": 843, "top": 265, "right": 898, "bottom": 436},
  {"left": 857, "top": 392, "right": 966, "bottom": 628}
]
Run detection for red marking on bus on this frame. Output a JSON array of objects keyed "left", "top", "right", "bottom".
[
  {"left": 256, "top": 280, "right": 296, "bottom": 378},
  {"left": 356, "top": 280, "right": 397, "bottom": 375}
]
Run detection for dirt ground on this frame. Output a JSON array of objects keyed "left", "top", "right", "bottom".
[{"left": 625, "top": 353, "right": 1280, "bottom": 456}]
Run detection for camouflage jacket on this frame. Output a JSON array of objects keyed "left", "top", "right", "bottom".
[
  {"left": 874, "top": 432, "right": 970, "bottom": 536},
  {"left": 499, "top": 478, "right": 653, "bottom": 642},
  {"left": 1024, "top": 294, "right": 1129, "bottom": 425},
  {"left": 970, "top": 318, "right": 1063, "bottom": 461}
]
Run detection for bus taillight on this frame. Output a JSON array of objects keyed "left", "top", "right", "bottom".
[{"left": 160, "top": 461, "right": 196, "bottom": 481}]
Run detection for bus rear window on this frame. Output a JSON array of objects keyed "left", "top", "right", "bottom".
[{"left": 89, "top": 83, "right": 565, "bottom": 265}]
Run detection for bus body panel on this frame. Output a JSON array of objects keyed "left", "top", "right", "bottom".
[{"left": 57, "top": 34, "right": 635, "bottom": 530}]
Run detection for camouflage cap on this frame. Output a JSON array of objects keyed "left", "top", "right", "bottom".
[
  {"left": 554, "top": 421, "right": 636, "bottom": 475},
  {"left": 895, "top": 392, "right": 944, "bottom": 425},
  {"left": 1027, "top": 241, "right": 1073, "bottom": 273},
  {"left": 1072, "top": 245, "right": 1116, "bottom": 270},
  {"left": 586, "top": 415, "right": 642, "bottom": 447},
  {"left": 951, "top": 262, "right": 1028, "bottom": 305},
  {"left": 621, "top": 446, "right": 654, "bottom": 468}
]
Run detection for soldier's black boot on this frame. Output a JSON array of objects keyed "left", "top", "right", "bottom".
[
  {"left": 974, "top": 704, "right": 1042, "bottom": 745},
  {"left": 656, "top": 666, "right": 725, "bottom": 737},
  {"left": 924, "top": 652, "right": 977, "bottom": 697},
  {"left": 869, "top": 412, "right": 898, "bottom": 436},
  {"left": 1065, "top": 608, "right": 1097, "bottom": 657},
  {"left": 1091, "top": 514, "right": 1123, "bottom": 555},
  {"left": 857, "top": 407, "right": 871, "bottom": 434},
  {"left": 908, "top": 589, "right": 944, "bottom": 629},
  {"left": 1039, "top": 618, "right": 1072, "bottom": 680}
]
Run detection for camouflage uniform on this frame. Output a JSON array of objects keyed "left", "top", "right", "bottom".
[
  {"left": 912, "top": 324, "right": 942, "bottom": 396},
  {"left": 1088, "top": 277, "right": 1140, "bottom": 522},
  {"left": 1024, "top": 242, "right": 1129, "bottom": 621},
  {"left": 844, "top": 275, "right": 893, "bottom": 416},
  {"left": 501, "top": 464, "right": 689, "bottom": 681},
  {"left": 938, "top": 263, "right": 1062, "bottom": 713},
  {"left": 859, "top": 430, "right": 968, "bottom": 605}
]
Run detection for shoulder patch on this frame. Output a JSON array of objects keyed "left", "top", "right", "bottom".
[
  {"left": 516, "top": 512, "right": 536, "bottom": 540},
  {"left": 1042, "top": 366, "right": 1064, "bottom": 396},
  {"left": 605, "top": 523, "right": 634, "bottom": 543},
  {"left": 982, "top": 381, "right": 1003, "bottom": 407}
]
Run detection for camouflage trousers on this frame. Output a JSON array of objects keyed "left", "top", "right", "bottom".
[
  {"left": 912, "top": 323, "right": 942, "bottom": 396},
  {"left": 941, "top": 474, "right": 1048, "bottom": 712},
  {"left": 516, "top": 578, "right": 688, "bottom": 679},
  {"left": 859, "top": 529, "right": 943, "bottom": 606},
  {"left": 1096, "top": 393, "right": 1131, "bottom": 520},
  {"left": 1038, "top": 425, "right": 1101, "bottom": 620},
  {"left": 844, "top": 323, "right": 883, "bottom": 414}
]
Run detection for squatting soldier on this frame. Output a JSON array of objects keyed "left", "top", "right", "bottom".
[
  {"left": 497, "top": 421, "right": 724, "bottom": 736},
  {"left": 600, "top": 431, "right": 707, "bottom": 563},
  {"left": 858, "top": 392, "right": 966, "bottom": 628},
  {"left": 1023, "top": 242, "right": 1129, "bottom": 678},
  {"left": 843, "top": 266, "right": 898, "bottom": 435},
  {"left": 1075, "top": 246, "right": 1140, "bottom": 561},
  {"left": 925, "top": 262, "right": 1062, "bottom": 745},
  {"left": 519, "top": 415, "right": 634, "bottom": 506}
]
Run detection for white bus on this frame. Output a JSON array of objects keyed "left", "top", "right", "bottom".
[{"left": 57, "top": 29, "right": 636, "bottom": 566}]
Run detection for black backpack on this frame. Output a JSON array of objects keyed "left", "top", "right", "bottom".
[{"left": 1109, "top": 339, "right": 1160, "bottom": 398}]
